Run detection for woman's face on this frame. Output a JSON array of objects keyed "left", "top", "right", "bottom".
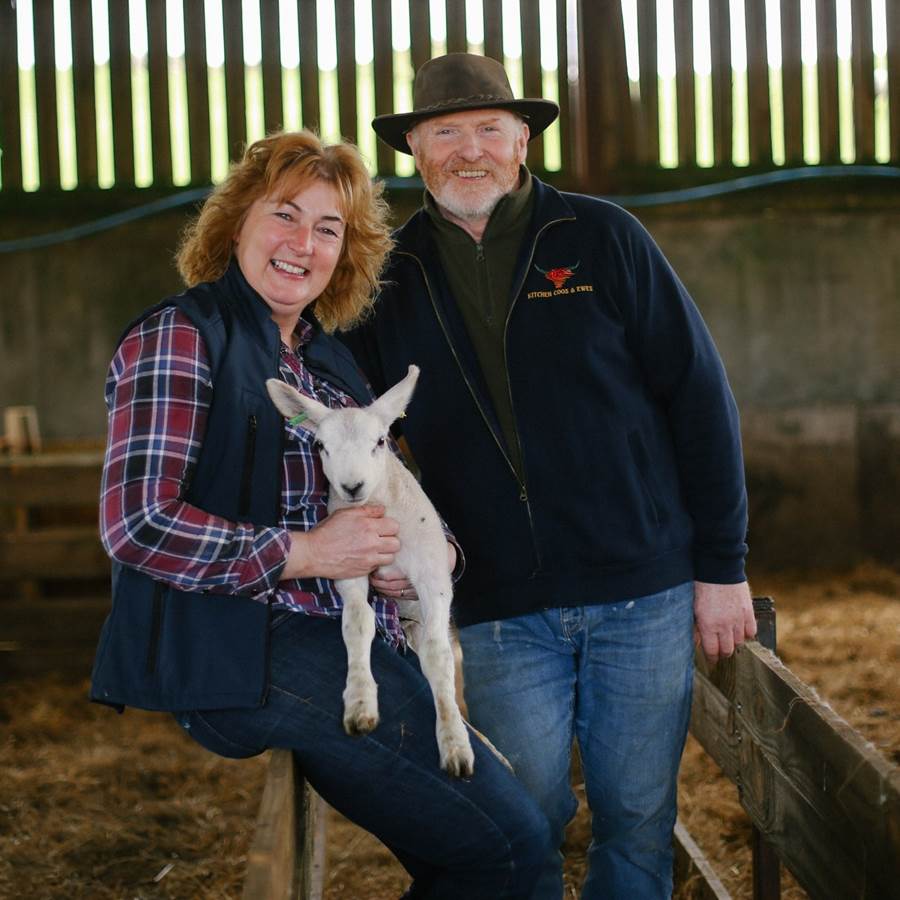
[{"left": 233, "top": 179, "right": 345, "bottom": 339}]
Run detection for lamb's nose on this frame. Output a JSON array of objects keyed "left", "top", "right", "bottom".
[{"left": 342, "top": 481, "right": 364, "bottom": 498}]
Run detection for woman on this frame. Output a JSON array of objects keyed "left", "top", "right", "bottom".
[{"left": 90, "top": 131, "right": 548, "bottom": 899}]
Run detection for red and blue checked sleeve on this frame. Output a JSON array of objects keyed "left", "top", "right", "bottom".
[{"left": 99, "top": 307, "right": 290, "bottom": 597}]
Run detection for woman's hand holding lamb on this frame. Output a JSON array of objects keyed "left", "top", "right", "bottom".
[{"left": 283, "top": 505, "right": 400, "bottom": 580}]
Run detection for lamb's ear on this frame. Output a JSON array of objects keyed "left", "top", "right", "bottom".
[
  {"left": 265, "top": 379, "right": 329, "bottom": 430},
  {"left": 369, "top": 365, "right": 420, "bottom": 427}
]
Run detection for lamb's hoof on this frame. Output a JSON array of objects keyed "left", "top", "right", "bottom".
[
  {"left": 343, "top": 707, "right": 379, "bottom": 735},
  {"left": 440, "top": 740, "right": 475, "bottom": 778}
]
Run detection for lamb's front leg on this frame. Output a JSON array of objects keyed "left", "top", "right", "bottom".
[
  {"left": 416, "top": 577, "right": 474, "bottom": 777},
  {"left": 335, "top": 577, "right": 379, "bottom": 735}
]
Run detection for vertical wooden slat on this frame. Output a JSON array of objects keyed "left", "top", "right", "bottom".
[
  {"left": 850, "top": 0, "right": 876, "bottom": 161},
  {"left": 888, "top": 0, "right": 900, "bottom": 162},
  {"left": 751, "top": 596, "right": 782, "bottom": 900},
  {"left": 520, "top": 0, "right": 544, "bottom": 170},
  {"left": 781, "top": 0, "right": 804, "bottom": 164},
  {"left": 146, "top": 0, "right": 172, "bottom": 185},
  {"left": 183, "top": 0, "right": 211, "bottom": 183},
  {"left": 816, "top": 0, "right": 840, "bottom": 162},
  {"left": 298, "top": 0, "right": 320, "bottom": 131},
  {"left": 260, "top": 0, "right": 283, "bottom": 134},
  {"left": 71, "top": 0, "right": 98, "bottom": 186},
  {"left": 636, "top": 0, "right": 659, "bottom": 166},
  {"left": 575, "top": 0, "right": 632, "bottom": 192},
  {"left": 555, "top": 0, "right": 573, "bottom": 176},
  {"left": 334, "top": 0, "right": 357, "bottom": 142},
  {"left": 222, "top": 0, "right": 246, "bottom": 159},
  {"left": 746, "top": 0, "right": 772, "bottom": 164},
  {"left": 372, "top": 0, "right": 395, "bottom": 173},
  {"left": 673, "top": 0, "right": 696, "bottom": 166},
  {"left": 446, "top": 1, "right": 467, "bottom": 54},
  {"left": 409, "top": 1, "right": 432, "bottom": 74},
  {"left": 32, "top": 0, "right": 59, "bottom": 188},
  {"left": 1, "top": 0, "right": 23, "bottom": 189},
  {"left": 108, "top": 0, "right": 135, "bottom": 185},
  {"left": 709, "top": 0, "right": 732, "bottom": 166},
  {"left": 483, "top": 0, "right": 503, "bottom": 63}
]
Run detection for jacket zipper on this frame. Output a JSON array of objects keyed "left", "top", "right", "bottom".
[
  {"left": 238, "top": 414, "right": 258, "bottom": 516},
  {"left": 402, "top": 214, "right": 574, "bottom": 574},
  {"left": 146, "top": 581, "right": 164, "bottom": 675},
  {"left": 500, "top": 216, "right": 575, "bottom": 571}
]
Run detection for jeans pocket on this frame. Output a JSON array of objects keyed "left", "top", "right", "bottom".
[{"left": 174, "top": 710, "right": 265, "bottom": 760}]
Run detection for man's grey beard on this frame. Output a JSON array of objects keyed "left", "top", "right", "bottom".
[{"left": 434, "top": 187, "right": 505, "bottom": 222}]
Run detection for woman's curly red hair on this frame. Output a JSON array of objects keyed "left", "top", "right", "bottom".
[{"left": 176, "top": 131, "right": 392, "bottom": 332}]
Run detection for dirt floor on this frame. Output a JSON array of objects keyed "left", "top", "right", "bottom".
[{"left": 1, "top": 563, "right": 898, "bottom": 899}]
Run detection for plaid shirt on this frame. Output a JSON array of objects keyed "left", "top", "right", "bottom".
[{"left": 100, "top": 306, "right": 404, "bottom": 644}]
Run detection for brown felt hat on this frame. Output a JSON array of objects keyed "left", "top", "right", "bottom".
[{"left": 372, "top": 53, "right": 560, "bottom": 154}]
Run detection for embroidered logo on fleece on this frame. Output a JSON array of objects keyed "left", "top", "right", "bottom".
[{"left": 528, "top": 260, "right": 593, "bottom": 299}]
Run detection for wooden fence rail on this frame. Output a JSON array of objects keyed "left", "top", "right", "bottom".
[{"left": 2, "top": 0, "right": 898, "bottom": 195}]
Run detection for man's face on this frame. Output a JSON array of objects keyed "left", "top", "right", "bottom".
[{"left": 406, "top": 109, "right": 529, "bottom": 224}]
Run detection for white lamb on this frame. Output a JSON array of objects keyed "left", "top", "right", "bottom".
[{"left": 266, "top": 366, "right": 475, "bottom": 777}]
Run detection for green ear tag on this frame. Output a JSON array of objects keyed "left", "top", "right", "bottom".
[{"left": 288, "top": 412, "right": 308, "bottom": 425}]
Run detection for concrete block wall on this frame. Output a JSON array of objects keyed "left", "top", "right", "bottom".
[{"left": 1, "top": 187, "right": 897, "bottom": 569}]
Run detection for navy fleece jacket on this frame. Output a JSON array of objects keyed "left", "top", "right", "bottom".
[{"left": 343, "top": 176, "right": 748, "bottom": 627}]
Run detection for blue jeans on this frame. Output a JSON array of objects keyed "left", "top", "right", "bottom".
[
  {"left": 174, "top": 611, "right": 550, "bottom": 900},
  {"left": 457, "top": 582, "right": 695, "bottom": 900}
]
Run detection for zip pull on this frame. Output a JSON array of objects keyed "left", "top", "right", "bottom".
[
  {"left": 519, "top": 488, "right": 528, "bottom": 502},
  {"left": 475, "top": 242, "right": 485, "bottom": 262}
]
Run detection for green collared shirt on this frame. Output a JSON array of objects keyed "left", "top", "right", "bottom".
[{"left": 424, "top": 168, "right": 534, "bottom": 480}]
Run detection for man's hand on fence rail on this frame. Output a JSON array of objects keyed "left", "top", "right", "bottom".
[{"left": 693, "top": 581, "right": 757, "bottom": 664}]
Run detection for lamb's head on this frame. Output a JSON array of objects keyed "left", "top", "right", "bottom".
[{"left": 266, "top": 365, "right": 420, "bottom": 504}]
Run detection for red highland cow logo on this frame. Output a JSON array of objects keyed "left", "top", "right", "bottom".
[{"left": 535, "top": 261, "right": 580, "bottom": 289}]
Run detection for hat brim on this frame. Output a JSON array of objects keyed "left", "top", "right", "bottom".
[{"left": 372, "top": 98, "right": 560, "bottom": 154}]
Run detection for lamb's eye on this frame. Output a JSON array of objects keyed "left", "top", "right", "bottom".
[{"left": 376, "top": 436, "right": 386, "bottom": 448}]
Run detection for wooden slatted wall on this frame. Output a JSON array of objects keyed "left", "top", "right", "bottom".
[{"left": 1, "top": 0, "right": 897, "bottom": 194}]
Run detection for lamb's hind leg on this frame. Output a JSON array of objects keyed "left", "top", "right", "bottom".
[
  {"left": 335, "top": 577, "right": 379, "bottom": 735},
  {"left": 415, "top": 575, "right": 474, "bottom": 777}
]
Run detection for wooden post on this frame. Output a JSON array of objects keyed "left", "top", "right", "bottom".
[
  {"left": 299, "top": 0, "right": 321, "bottom": 132},
  {"left": 0, "top": 0, "right": 22, "bottom": 190},
  {"left": 574, "top": 0, "right": 633, "bottom": 193},
  {"left": 520, "top": 0, "right": 544, "bottom": 172},
  {"left": 108, "top": 0, "right": 135, "bottom": 185},
  {"left": 183, "top": 0, "right": 212, "bottom": 184},
  {"left": 673, "top": 0, "right": 696, "bottom": 168},
  {"left": 260, "top": 0, "right": 284, "bottom": 134},
  {"left": 223, "top": 0, "right": 247, "bottom": 160},
  {"left": 554, "top": 0, "right": 574, "bottom": 179},
  {"left": 816, "top": 0, "right": 840, "bottom": 162},
  {"left": 636, "top": 0, "right": 659, "bottom": 167},
  {"left": 745, "top": 0, "right": 772, "bottom": 165},
  {"left": 751, "top": 596, "right": 780, "bottom": 900},
  {"left": 409, "top": 1, "right": 432, "bottom": 74},
  {"left": 71, "top": 0, "right": 99, "bottom": 187},
  {"left": 780, "top": 0, "right": 804, "bottom": 166},
  {"left": 888, "top": 0, "right": 900, "bottom": 163},
  {"left": 709, "top": 0, "right": 732, "bottom": 167},
  {"left": 372, "top": 0, "right": 395, "bottom": 176},
  {"left": 32, "top": 0, "right": 59, "bottom": 188},
  {"left": 483, "top": 0, "right": 503, "bottom": 63},
  {"left": 243, "top": 749, "right": 325, "bottom": 900},
  {"left": 146, "top": 0, "right": 173, "bottom": 185},
  {"left": 445, "top": 1, "right": 467, "bottom": 54},
  {"left": 334, "top": 0, "right": 357, "bottom": 143},
  {"left": 850, "top": 0, "right": 876, "bottom": 163}
]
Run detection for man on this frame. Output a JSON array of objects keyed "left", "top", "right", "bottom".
[{"left": 347, "top": 53, "right": 756, "bottom": 899}]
